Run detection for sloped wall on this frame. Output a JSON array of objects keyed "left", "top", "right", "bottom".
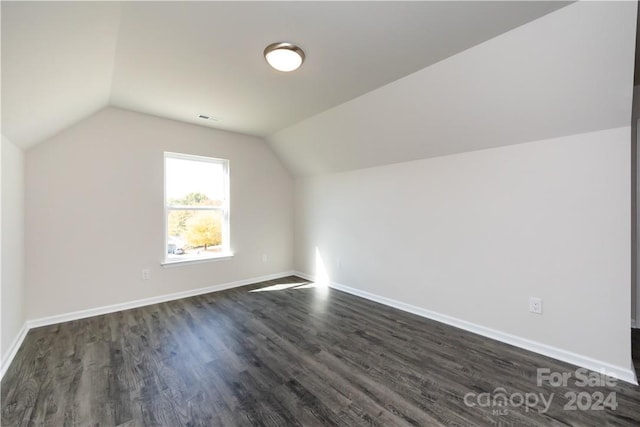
[{"left": 269, "top": 1, "right": 636, "bottom": 176}]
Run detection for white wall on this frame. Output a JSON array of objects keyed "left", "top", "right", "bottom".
[
  {"left": 633, "top": 85, "right": 640, "bottom": 325},
  {"left": 295, "top": 127, "right": 632, "bottom": 373},
  {"left": 637, "top": 119, "right": 640, "bottom": 327},
  {"left": 25, "top": 107, "right": 293, "bottom": 319},
  {"left": 1, "top": 135, "right": 25, "bottom": 366}
]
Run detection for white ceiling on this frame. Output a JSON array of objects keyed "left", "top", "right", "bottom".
[
  {"left": 268, "top": 1, "right": 637, "bottom": 176},
  {"left": 1, "top": 1, "right": 121, "bottom": 149},
  {"left": 1, "top": 1, "right": 570, "bottom": 149}
]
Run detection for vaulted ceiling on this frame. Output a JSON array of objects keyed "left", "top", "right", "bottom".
[
  {"left": 2, "top": 1, "right": 571, "bottom": 150},
  {"left": 268, "top": 1, "right": 637, "bottom": 175}
]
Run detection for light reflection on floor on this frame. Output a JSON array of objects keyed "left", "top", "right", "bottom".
[{"left": 249, "top": 283, "right": 308, "bottom": 292}]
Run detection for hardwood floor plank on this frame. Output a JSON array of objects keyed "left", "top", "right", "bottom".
[{"left": 3, "top": 276, "right": 640, "bottom": 426}]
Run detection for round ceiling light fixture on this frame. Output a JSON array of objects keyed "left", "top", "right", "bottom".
[{"left": 264, "top": 42, "right": 305, "bottom": 72}]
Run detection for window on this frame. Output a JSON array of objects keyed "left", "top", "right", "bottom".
[{"left": 164, "top": 152, "right": 231, "bottom": 264}]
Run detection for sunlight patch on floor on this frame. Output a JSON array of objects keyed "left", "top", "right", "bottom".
[{"left": 249, "top": 283, "right": 308, "bottom": 292}]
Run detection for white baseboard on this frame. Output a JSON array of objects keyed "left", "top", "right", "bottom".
[
  {"left": 0, "top": 322, "right": 29, "bottom": 379},
  {"left": 4, "top": 270, "right": 637, "bottom": 385},
  {"left": 294, "top": 271, "right": 638, "bottom": 386},
  {"left": 27, "top": 271, "right": 294, "bottom": 329},
  {"left": 1, "top": 271, "right": 295, "bottom": 380}
]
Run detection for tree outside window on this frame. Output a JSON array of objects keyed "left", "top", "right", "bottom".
[{"left": 164, "top": 153, "right": 230, "bottom": 262}]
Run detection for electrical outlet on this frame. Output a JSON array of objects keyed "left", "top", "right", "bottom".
[
  {"left": 142, "top": 269, "right": 151, "bottom": 280},
  {"left": 529, "top": 297, "right": 542, "bottom": 314},
  {"left": 262, "top": 254, "right": 268, "bottom": 263}
]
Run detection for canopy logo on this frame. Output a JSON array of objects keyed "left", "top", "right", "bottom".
[
  {"left": 463, "top": 387, "right": 553, "bottom": 415},
  {"left": 463, "top": 367, "right": 618, "bottom": 416}
]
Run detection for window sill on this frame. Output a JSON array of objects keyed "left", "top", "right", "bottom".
[{"left": 161, "top": 252, "right": 234, "bottom": 268}]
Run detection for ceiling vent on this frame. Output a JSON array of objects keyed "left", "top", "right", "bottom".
[{"left": 197, "top": 114, "right": 219, "bottom": 122}]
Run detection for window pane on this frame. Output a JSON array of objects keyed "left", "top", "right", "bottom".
[
  {"left": 166, "top": 157, "right": 224, "bottom": 207},
  {"left": 167, "top": 209, "right": 224, "bottom": 259}
]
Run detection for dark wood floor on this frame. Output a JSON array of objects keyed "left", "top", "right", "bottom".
[{"left": 2, "top": 276, "right": 640, "bottom": 426}]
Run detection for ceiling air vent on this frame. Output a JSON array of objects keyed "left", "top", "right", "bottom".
[{"left": 197, "top": 114, "right": 219, "bottom": 122}]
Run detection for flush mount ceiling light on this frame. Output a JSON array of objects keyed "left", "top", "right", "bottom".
[{"left": 264, "top": 42, "right": 305, "bottom": 72}]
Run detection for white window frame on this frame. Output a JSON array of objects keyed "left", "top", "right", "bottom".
[{"left": 162, "top": 152, "right": 232, "bottom": 266}]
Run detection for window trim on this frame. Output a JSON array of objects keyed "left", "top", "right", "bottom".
[{"left": 163, "top": 152, "right": 232, "bottom": 265}]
